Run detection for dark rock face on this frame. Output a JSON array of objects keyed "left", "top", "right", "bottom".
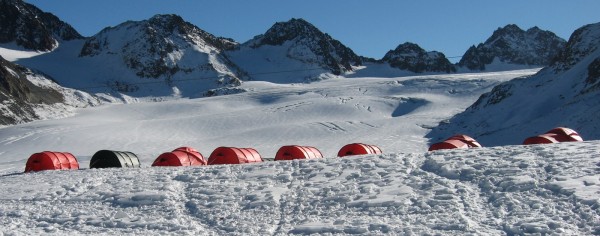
[
  {"left": 0, "top": 55, "right": 64, "bottom": 125},
  {"left": 0, "top": 0, "right": 82, "bottom": 51},
  {"left": 551, "top": 23, "right": 600, "bottom": 72},
  {"left": 248, "top": 18, "right": 362, "bottom": 75},
  {"left": 382, "top": 42, "right": 456, "bottom": 73},
  {"left": 458, "top": 24, "right": 566, "bottom": 70},
  {"left": 79, "top": 14, "right": 243, "bottom": 83}
]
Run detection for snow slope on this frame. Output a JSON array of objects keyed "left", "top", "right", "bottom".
[
  {"left": 6, "top": 69, "right": 599, "bottom": 235},
  {"left": 1, "top": 138, "right": 599, "bottom": 234},
  {"left": 0, "top": 69, "right": 537, "bottom": 172},
  {"left": 429, "top": 22, "right": 600, "bottom": 146}
]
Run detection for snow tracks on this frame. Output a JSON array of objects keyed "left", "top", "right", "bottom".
[{"left": 0, "top": 141, "right": 599, "bottom": 235}]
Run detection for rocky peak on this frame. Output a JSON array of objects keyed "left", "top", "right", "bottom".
[
  {"left": 551, "top": 23, "right": 600, "bottom": 72},
  {"left": 382, "top": 42, "right": 456, "bottom": 73},
  {"left": 79, "top": 14, "right": 242, "bottom": 81},
  {"left": 254, "top": 18, "right": 323, "bottom": 46},
  {"left": 459, "top": 24, "right": 566, "bottom": 70},
  {"left": 247, "top": 18, "right": 361, "bottom": 75},
  {"left": 0, "top": 0, "right": 83, "bottom": 51}
]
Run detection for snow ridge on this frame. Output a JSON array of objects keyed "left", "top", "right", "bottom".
[
  {"left": 429, "top": 22, "right": 600, "bottom": 146},
  {"left": 0, "top": 55, "right": 100, "bottom": 126}
]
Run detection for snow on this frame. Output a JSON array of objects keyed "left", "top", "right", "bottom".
[
  {"left": 0, "top": 43, "right": 48, "bottom": 61},
  {"left": 1, "top": 68, "right": 599, "bottom": 234}
]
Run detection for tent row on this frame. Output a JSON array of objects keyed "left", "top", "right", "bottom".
[
  {"left": 428, "top": 127, "right": 584, "bottom": 152},
  {"left": 24, "top": 143, "right": 382, "bottom": 173}
]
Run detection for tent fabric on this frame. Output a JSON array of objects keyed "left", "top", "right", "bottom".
[
  {"left": 523, "top": 134, "right": 559, "bottom": 145},
  {"left": 428, "top": 139, "right": 470, "bottom": 151},
  {"left": 446, "top": 134, "right": 482, "bottom": 148},
  {"left": 545, "top": 127, "right": 583, "bottom": 142},
  {"left": 24, "top": 151, "right": 79, "bottom": 173},
  {"left": 90, "top": 150, "right": 141, "bottom": 168},
  {"left": 337, "top": 143, "right": 382, "bottom": 157},
  {"left": 208, "top": 147, "right": 263, "bottom": 165},
  {"left": 523, "top": 127, "right": 583, "bottom": 145},
  {"left": 152, "top": 147, "right": 206, "bottom": 167},
  {"left": 275, "top": 145, "right": 323, "bottom": 161}
]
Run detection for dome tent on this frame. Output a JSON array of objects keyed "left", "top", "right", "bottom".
[
  {"left": 428, "top": 139, "right": 470, "bottom": 151},
  {"left": 152, "top": 147, "right": 206, "bottom": 167},
  {"left": 90, "top": 150, "right": 140, "bottom": 168},
  {"left": 523, "top": 127, "right": 583, "bottom": 145},
  {"left": 275, "top": 145, "right": 323, "bottom": 161},
  {"left": 429, "top": 134, "right": 481, "bottom": 151},
  {"left": 446, "top": 134, "right": 482, "bottom": 148},
  {"left": 208, "top": 147, "right": 263, "bottom": 165},
  {"left": 545, "top": 127, "right": 583, "bottom": 142},
  {"left": 337, "top": 143, "right": 382, "bottom": 157},
  {"left": 523, "top": 134, "right": 559, "bottom": 145},
  {"left": 24, "top": 151, "right": 79, "bottom": 173}
]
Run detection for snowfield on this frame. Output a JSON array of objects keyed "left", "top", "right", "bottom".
[
  {"left": 1, "top": 142, "right": 599, "bottom": 235},
  {"left": 1, "top": 68, "right": 599, "bottom": 235}
]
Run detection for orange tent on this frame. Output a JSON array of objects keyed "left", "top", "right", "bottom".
[
  {"left": 545, "top": 127, "right": 583, "bottom": 142},
  {"left": 25, "top": 151, "right": 79, "bottom": 173},
  {"left": 429, "top": 134, "right": 481, "bottom": 151},
  {"left": 337, "top": 143, "right": 382, "bottom": 157},
  {"left": 428, "top": 139, "right": 469, "bottom": 151},
  {"left": 275, "top": 145, "right": 323, "bottom": 161},
  {"left": 208, "top": 147, "right": 263, "bottom": 165},
  {"left": 152, "top": 147, "right": 206, "bottom": 167},
  {"left": 446, "top": 134, "right": 482, "bottom": 148},
  {"left": 523, "top": 134, "right": 559, "bottom": 145}
]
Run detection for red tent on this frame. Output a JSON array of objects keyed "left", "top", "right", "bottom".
[
  {"left": 152, "top": 147, "right": 206, "bottom": 167},
  {"left": 275, "top": 145, "right": 323, "bottom": 161},
  {"left": 523, "top": 134, "right": 559, "bottom": 145},
  {"left": 208, "top": 147, "right": 263, "bottom": 165},
  {"left": 428, "top": 139, "right": 469, "bottom": 151},
  {"left": 337, "top": 143, "right": 382, "bottom": 157},
  {"left": 446, "top": 134, "right": 482, "bottom": 148},
  {"left": 24, "top": 151, "right": 79, "bottom": 173},
  {"left": 545, "top": 127, "right": 583, "bottom": 142}
]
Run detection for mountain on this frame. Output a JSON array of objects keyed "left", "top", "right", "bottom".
[
  {"left": 0, "top": 55, "right": 99, "bottom": 125},
  {"left": 428, "top": 22, "right": 600, "bottom": 146},
  {"left": 227, "top": 18, "right": 362, "bottom": 83},
  {"left": 0, "top": 0, "right": 82, "bottom": 51},
  {"left": 381, "top": 42, "right": 456, "bottom": 73},
  {"left": 18, "top": 14, "right": 246, "bottom": 97},
  {"left": 458, "top": 24, "right": 566, "bottom": 71}
]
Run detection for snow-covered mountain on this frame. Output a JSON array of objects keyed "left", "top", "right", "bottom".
[
  {"left": 75, "top": 14, "right": 246, "bottom": 96},
  {"left": 0, "top": 0, "right": 82, "bottom": 51},
  {"left": 429, "top": 22, "right": 600, "bottom": 146},
  {"left": 0, "top": 55, "right": 100, "bottom": 126},
  {"left": 227, "top": 18, "right": 362, "bottom": 83},
  {"left": 458, "top": 24, "right": 566, "bottom": 71},
  {"left": 381, "top": 42, "right": 456, "bottom": 73}
]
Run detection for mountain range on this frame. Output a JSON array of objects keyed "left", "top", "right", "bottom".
[{"left": 0, "top": 0, "right": 595, "bottom": 129}]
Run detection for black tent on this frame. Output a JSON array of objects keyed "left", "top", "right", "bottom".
[{"left": 90, "top": 150, "right": 141, "bottom": 168}]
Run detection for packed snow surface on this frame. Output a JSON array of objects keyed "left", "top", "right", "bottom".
[{"left": 1, "top": 69, "right": 599, "bottom": 235}]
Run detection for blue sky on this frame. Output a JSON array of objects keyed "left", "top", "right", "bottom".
[{"left": 25, "top": 0, "right": 600, "bottom": 62}]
